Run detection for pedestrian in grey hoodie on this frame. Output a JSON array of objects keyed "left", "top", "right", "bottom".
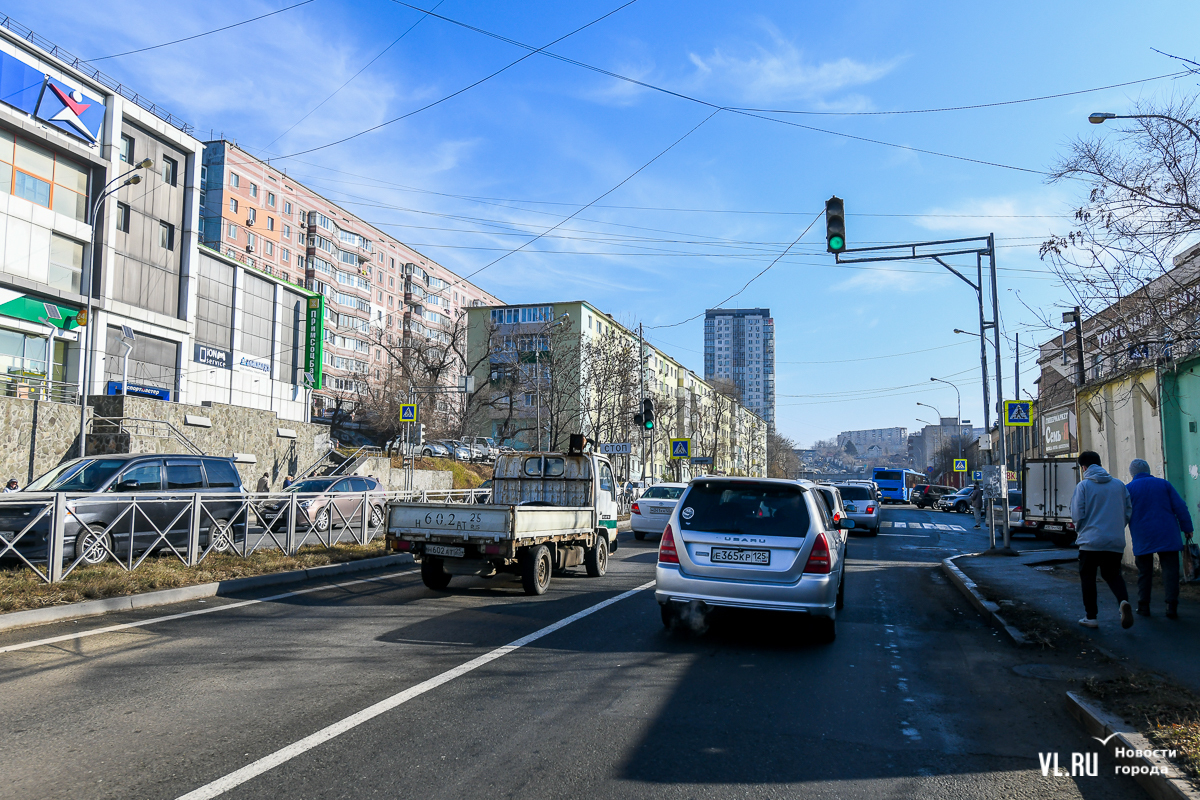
[{"left": 1070, "top": 451, "right": 1133, "bottom": 629}]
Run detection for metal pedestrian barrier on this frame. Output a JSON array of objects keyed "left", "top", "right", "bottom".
[{"left": 0, "top": 488, "right": 483, "bottom": 584}]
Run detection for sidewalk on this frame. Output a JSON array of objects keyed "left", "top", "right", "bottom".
[{"left": 953, "top": 546, "right": 1200, "bottom": 694}]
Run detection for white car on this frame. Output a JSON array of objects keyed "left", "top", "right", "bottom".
[{"left": 631, "top": 482, "right": 687, "bottom": 540}]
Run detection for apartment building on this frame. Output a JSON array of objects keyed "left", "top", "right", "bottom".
[
  {"left": 837, "top": 427, "right": 909, "bottom": 454},
  {"left": 703, "top": 307, "right": 776, "bottom": 429},
  {"left": 199, "top": 142, "right": 500, "bottom": 418},
  {"left": 465, "top": 300, "right": 767, "bottom": 480}
]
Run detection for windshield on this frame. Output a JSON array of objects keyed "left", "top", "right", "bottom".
[
  {"left": 287, "top": 479, "right": 335, "bottom": 493},
  {"left": 27, "top": 459, "right": 124, "bottom": 492},
  {"left": 642, "top": 486, "right": 684, "bottom": 499},
  {"left": 678, "top": 481, "right": 811, "bottom": 537},
  {"left": 874, "top": 471, "right": 901, "bottom": 482},
  {"left": 836, "top": 485, "right": 873, "bottom": 501}
]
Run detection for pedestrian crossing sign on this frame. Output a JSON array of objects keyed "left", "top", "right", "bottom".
[
  {"left": 399, "top": 404, "right": 417, "bottom": 423},
  {"left": 670, "top": 438, "right": 691, "bottom": 459},
  {"left": 1004, "top": 400, "right": 1032, "bottom": 426},
  {"left": 953, "top": 458, "right": 968, "bottom": 472}
]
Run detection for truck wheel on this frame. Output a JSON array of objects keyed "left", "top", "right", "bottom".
[
  {"left": 421, "top": 556, "right": 452, "bottom": 590},
  {"left": 585, "top": 536, "right": 608, "bottom": 577},
  {"left": 521, "top": 545, "right": 552, "bottom": 595}
]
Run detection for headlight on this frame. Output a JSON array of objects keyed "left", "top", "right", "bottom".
[{"left": 298, "top": 500, "right": 313, "bottom": 509}]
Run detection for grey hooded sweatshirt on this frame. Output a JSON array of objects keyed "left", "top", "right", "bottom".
[{"left": 1069, "top": 464, "right": 1131, "bottom": 552}]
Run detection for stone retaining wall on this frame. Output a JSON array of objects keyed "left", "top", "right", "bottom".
[{"left": 0, "top": 396, "right": 91, "bottom": 487}]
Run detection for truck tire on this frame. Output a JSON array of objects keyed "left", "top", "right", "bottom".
[
  {"left": 421, "top": 556, "right": 452, "bottom": 590},
  {"left": 521, "top": 544, "right": 552, "bottom": 595},
  {"left": 585, "top": 535, "right": 608, "bottom": 577}
]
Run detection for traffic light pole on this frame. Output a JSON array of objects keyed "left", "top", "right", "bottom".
[
  {"left": 833, "top": 233, "right": 1015, "bottom": 555},
  {"left": 638, "top": 323, "right": 646, "bottom": 483}
]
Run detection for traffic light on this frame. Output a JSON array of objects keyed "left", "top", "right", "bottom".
[
  {"left": 642, "top": 398, "right": 655, "bottom": 431},
  {"left": 825, "top": 196, "right": 846, "bottom": 254},
  {"left": 417, "top": 423, "right": 426, "bottom": 447}
]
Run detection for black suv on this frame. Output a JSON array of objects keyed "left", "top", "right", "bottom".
[
  {"left": 0, "top": 455, "right": 247, "bottom": 565},
  {"left": 912, "top": 484, "right": 956, "bottom": 509}
]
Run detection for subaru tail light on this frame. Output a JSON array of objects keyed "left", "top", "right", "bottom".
[
  {"left": 658, "top": 523, "right": 680, "bottom": 564},
  {"left": 804, "top": 532, "right": 831, "bottom": 574},
  {"left": 631, "top": 502, "right": 640, "bottom": 515},
  {"left": 866, "top": 506, "right": 875, "bottom": 514}
]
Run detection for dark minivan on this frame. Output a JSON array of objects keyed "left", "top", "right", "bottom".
[
  {"left": 0, "top": 455, "right": 247, "bottom": 565},
  {"left": 912, "top": 484, "right": 956, "bottom": 509}
]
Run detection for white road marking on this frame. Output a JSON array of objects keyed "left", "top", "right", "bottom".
[
  {"left": 892, "top": 522, "right": 907, "bottom": 528},
  {"left": 878, "top": 534, "right": 931, "bottom": 538},
  {"left": 175, "top": 580, "right": 657, "bottom": 800},
  {"left": 880, "top": 521, "right": 893, "bottom": 527},
  {"left": 0, "top": 570, "right": 415, "bottom": 654}
]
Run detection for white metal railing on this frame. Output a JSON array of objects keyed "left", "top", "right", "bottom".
[{"left": 0, "top": 488, "right": 487, "bottom": 584}]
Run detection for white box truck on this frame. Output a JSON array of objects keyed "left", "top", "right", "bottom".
[
  {"left": 386, "top": 444, "right": 620, "bottom": 595},
  {"left": 1023, "top": 457, "right": 1079, "bottom": 547}
]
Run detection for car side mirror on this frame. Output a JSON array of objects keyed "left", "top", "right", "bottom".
[
  {"left": 838, "top": 518, "right": 856, "bottom": 529},
  {"left": 116, "top": 479, "right": 140, "bottom": 492}
]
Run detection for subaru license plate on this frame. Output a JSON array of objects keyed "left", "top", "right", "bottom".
[
  {"left": 426, "top": 544, "right": 465, "bottom": 558},
  {"left": 710, "top": 547, "right": 769, "bottom": 565}
]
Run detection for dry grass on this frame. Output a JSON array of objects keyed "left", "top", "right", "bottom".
[
  {"left": 391, "top": 457, "right": 491, "bottom": 489},
  {"left": 0, "top": 540, "right": 388, "bottom": 614},
  {"left": 1085, "top": 671, "right": 1200, "bottom": 786}
]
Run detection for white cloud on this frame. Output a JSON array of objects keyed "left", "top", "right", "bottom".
[
  {"left": 831, "top": 265, "right": 930, "bottom": 294},
  {"left": 914, "top": 190, "right": 1076, "bottom": 243}
]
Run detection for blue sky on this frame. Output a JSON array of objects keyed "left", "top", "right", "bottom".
[{"left": 17, "top": 0, "right": 1200, "bottom": 444}]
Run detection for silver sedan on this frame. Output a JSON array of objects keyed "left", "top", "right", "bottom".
[
  {"left": 832, "top": 483, "right": 879, "bottom": 535},
  {"left": 631, "top": 483, "right": 686, "bottom": 540}
]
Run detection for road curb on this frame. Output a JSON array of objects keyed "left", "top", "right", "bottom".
[
  {"left": 941, "top": 553, "right": 1029, "bottom": 646},
  {"left": 0, "top": 553, "right": 414, "bottom": 634},
  {"left": 1065, "top": 691, "right": 1200, "bottom": 799}
]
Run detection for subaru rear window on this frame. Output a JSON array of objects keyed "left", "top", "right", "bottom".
[
  {"left": 836, "top": 486, "right": 873, "bottom": 501},
  {"left": 678, "top": 482, "right": 810, "bottom": 537}
]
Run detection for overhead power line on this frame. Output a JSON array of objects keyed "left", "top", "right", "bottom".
[{"left": 86, "top": 0, "right": 317, "bottom": 61}]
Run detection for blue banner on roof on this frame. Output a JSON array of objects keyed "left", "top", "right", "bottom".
[{"left": 0, "top": 48, "right": 104, "bottom": 145}]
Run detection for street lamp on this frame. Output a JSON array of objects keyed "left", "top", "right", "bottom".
[
  {"left": 931, "top": 376, "right": 964, "bottom": 487},
  {"left": 916, "top": 400, "right": 941, "bottom": 419},
  {"left": 77, "top": 158, "right": 155, "bottom": 458},
  {"left": 1088, "top": 111, "right": 1200, "bottom": 145}
]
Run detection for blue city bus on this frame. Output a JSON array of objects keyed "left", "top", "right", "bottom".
[{"left": 872, "top": 468, "right": 924, "bottom": 503}]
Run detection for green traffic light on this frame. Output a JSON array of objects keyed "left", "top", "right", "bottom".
[
  {"left": 829, "top": 235, "right": 844, "bottom": 252},
  {"left": 645, "top": 420, "right": 654, "bottom": 430}
]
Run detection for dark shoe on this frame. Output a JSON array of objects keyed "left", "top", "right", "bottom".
[
  {"left": 1120, "top": 600, "right": 1134, "bottom": 629},
  {"left": 1167, "top": 604, "right": 1179, "bottom": 619},
  {"left": 1137, "top": 602, "right": 1151, "bottom": 617}
]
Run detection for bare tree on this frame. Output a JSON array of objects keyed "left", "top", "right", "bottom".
[
  {"left": 579, "top": 330, "right": 640, "bottom": 446},
  {"left": 767, "top": 429, "right": 800, "bottom": 479}
]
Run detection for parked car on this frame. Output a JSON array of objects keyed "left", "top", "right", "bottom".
[
  {"left": 435, "top": 440, "right": 473, "bottom": 461},
  {"left": 656, "top": 477, "right": 852, "bottom": 643},
  {"left": 264, "top": 475, "right": 385, "bottom": 532},
  {"left": 912, "top": 484, "right": 956, "bottom": 509},
  {"left": 0, "top": 455, "right": 246, "bottom": 565},
  {"left": 466, "top": 437, "right": 499, "bottom": 462},
  {"left": 814, "top": 484, "right": 848, "bottom": 527},
  {"left": 938, "top": 486, "right": 975, "bottom": 513},
  {"left": 1008, "top": 490, "right": 1039, "bottom": 535},
  {"left": 833, "top": 483, "right": 879, "bottom": 535},
  {"left": 419, "top": 441, "right": 452, "bottom": 459},
  {"left": 845, "top": 479, "right": 881, "bottom": 501},
  {"left": 471, "top": 479, "right": 493, "bottom": 503},
  {"left": 631, "top": 482, "right": 687, "bottom": 540}
]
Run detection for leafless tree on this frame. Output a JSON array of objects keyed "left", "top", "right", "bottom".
[
  {"left": 579, "top": 330, "right": 640, "bottom": 446},
  {"left": 767, "top": 429, "right": 800, "bottom": 479}
]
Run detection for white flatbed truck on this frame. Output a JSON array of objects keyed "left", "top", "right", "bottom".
[{"left": 386, "top": 446, "right": 621, "bottom": 595}]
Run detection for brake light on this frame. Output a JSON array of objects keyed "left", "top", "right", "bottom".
[
  {"left": 804, "top": 532, "right": 831, "bottom": 574},
  {"left": 1066, "top": 522, "right": 1075, "bottom": 531},
  {"left": 866, "top": 506, "right": 875, "bottom": 514},
  {"left": 1013, "top": 506, "right": 1023, "bottom": 513},
  {"left": 833, "top": 511, "right": 841, "bottom": 522},
  {"left": 658, "top": 523, "right": 680, "bottom": 564},
  {"left": 631, "top": 502, "right": 640, "bottom": 515}
]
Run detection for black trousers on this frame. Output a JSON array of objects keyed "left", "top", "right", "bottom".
[
  {"left": 1079, "top": 550, "right": 1129, "bottom": 619},
  {"left": 1135, "top": 551, "right": 1180, "bottom": 607}
]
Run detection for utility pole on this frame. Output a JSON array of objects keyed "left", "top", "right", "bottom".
[
  {"left": 638, "top": 323, "right": 645, "bottom": 482},
  {"left": 1072, "top": 306, "right": 1085, "bottom": 386}
]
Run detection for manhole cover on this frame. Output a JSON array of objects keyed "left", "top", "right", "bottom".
[{"left": 1012, "top": 663, "right": 1102, "bottom": 681}]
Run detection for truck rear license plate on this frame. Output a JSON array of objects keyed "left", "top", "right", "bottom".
[
  {"left": 426, "top": 544, "right": 465, "bottom": 558},
  {"left": 1043, "top": 524, "right": 1063, "bottom": 531},
  {"left": 710, "top": 547, "right": 769, "bottom": 565}
]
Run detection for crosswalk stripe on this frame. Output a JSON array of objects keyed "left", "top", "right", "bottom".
[{"left": 881, "top": 521, "right": 893, "bottom": 527}]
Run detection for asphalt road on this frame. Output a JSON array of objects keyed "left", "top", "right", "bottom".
[{"left": 0, "top": 505, "right": 1141, "bottom": 799}]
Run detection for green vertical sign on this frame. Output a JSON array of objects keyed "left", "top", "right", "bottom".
[{"left": 304, "top": 295, "right": 325, "bottom": 390}]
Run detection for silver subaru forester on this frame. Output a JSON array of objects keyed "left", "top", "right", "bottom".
[{"left": 655, "top": 477, "right": 852, "bottom": 642}]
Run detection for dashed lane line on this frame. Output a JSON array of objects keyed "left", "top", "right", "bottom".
[{"left": 174, "top": 580, "right": 657, "bottom": 800}]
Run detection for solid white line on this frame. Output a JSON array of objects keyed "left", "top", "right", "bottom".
[
  {"left": 877, "top": 534, "right": 931, "bottom": 538},
  {"left": 175, "top": 579, "right": 657, "bottom": 800},
  {"left": 0, "top": 570, "right": 414, "bottom": 654}
]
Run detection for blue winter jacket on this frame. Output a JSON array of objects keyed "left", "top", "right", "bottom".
[
  {"left": 1126, "top": 472, "right": 1193, "bottom": 555},
  {"left": 1070, "top": 465, "right": 1131, "bottom": 552}
]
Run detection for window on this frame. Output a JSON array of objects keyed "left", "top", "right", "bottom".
[
  {"left": 279, "top": 296, "right": 301, "bottom": 385},
  {"left": 267, "top": 191, "right": 276, "bottom": 207},
  {"left": 284, "top": 201, "right": 291, "bottom": 214},
  {"left": 229, "top": 197, "right": 238, "bottom": 213},
  {"left": 230, "top": 172, "right": 240, "bottom": 188},
  {"left": 247, "top": 232, "right": 256, "bottom": 248},
  {"left": 114, "top": 462, "right": 162, "bottom": 491},
  {"left": 247, "top": 207, "right": 256, "bottom": 224},
  {"left": 265, "top": 241, "right": 274, "bottom": 256},
  {"left": 283, "top": 224, "right": 291, "bottom": 239},
  {"left": 249, "top": 182, "right": 258, "bottom": 198},
  {"left": 160, "top": 156, "right": 177, "bottom": 186},
  {"left": 165, "top": 461, "right": 205, "bottom": 490},
  {"left": 159, "top": 221, "right": 175, "bottom": 250},
  {"left": 227, "top": 223, "right": 237, "bottom": 240},
  {"left": 119, "top": 134, "right": 133, "bottom": 164},
  {"left": 282, "top": 248, "right": 290, "bottom": 263},
  {"left": 241, "top": 274, "right": 275, "bottom": 360},
  {"left": 116, "top": 202, "right": 130, "bottom": 233},
  {"left": 195, "top": 255, "right": 233, "bottom": 349},
  {"left": 49, "top": 235, "right": 83, "bottom": 293},
  {"left": 267, "top": 216, "right": 275, "bottom": 231},
  {"left": 202, "top": 459, "right": 240, "bottom": 489}
]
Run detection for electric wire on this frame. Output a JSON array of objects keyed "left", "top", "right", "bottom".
[{"left": 86, "top": 0, "right": 317, "bottom": 61}]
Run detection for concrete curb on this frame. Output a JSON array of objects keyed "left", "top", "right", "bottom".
[
  {"left": 941, "top": 553, "right": 1029, "bottom": 645},
  {"left": 1065, "top": 691, "right": 1200, "bottom": 799},
  {"left": 0, "top": 553, "right": 414, "bottom": 634}
]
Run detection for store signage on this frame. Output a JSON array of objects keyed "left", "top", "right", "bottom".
[
  {"left": 1043, "top": 408, "right": 1075, "bottom": 455},
  {"left": 193, "top": 343, "right": 231, "bottom": 369},
  {"left": 106, "top": 381, "right": 171, "bottom": 401},
  {"left": 0, "top": 49, "right": 105, "bottom": 145},
  {"left": 303, "top": 295, "right": 325, "bottom": 390},
  {"left": 238, "top": 355, "right": 271, "bottom": 374}
]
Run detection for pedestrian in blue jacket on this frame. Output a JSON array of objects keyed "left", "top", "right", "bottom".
[
  {"left": 1070, "top": 451, "right": 1134, "bottom": 629},
  {"left": 1127, "top": 459, "right": 1192, "bottom": 619}
]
